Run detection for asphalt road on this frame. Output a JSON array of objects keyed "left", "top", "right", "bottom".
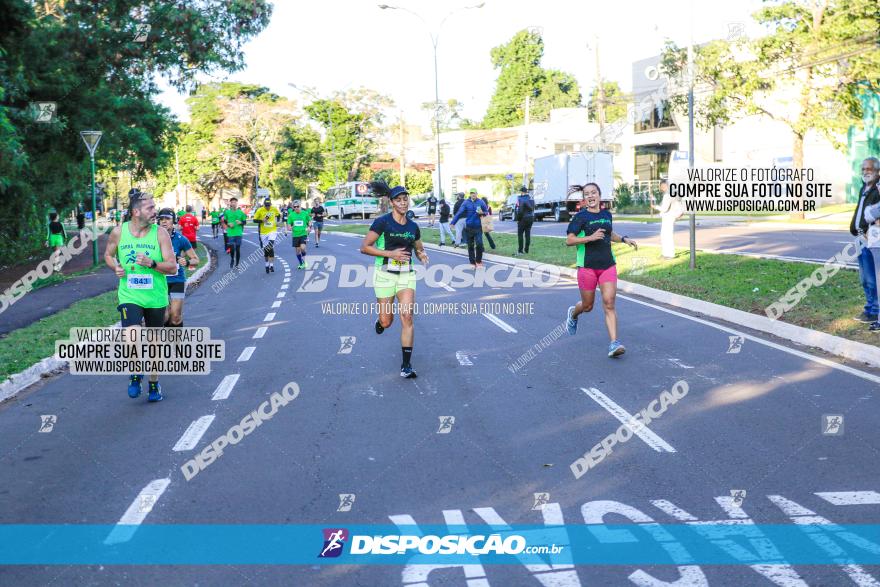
[
  {"left": 1, "top": 224, "right": 879, "bottom": 586},
  {"left": 337, "top": 217, "right": 857, "bottom": 266}
]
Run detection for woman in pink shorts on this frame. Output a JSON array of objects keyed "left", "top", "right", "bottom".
[{"left": 564, "top": 183, "right": 638, "bottom": 357}]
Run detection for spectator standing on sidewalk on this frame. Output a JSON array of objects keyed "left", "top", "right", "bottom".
[
  {"left": 46, "top": 212, "right": 67, "bottom": 271},
  {"left": 451, "top": 189, "right": 489, "bottom": 267},
  {"left": 850, "top": 157, "right": 880, "bottom": 324},
  {"left": 480, "top": 196, "right": 497, "bottom": 250},
  {"left": 858, "top": 157, "right": 880, "bottom": 331},
  {"left": 452, "top": 192, "right": 466, "bottom": 248},
  {"left": 437, "top": 198, "right": 455, "bottom": 246},
  {"left": 426, "top": 193, "right": 438, "bottom": 227},
  {"left": 514, "top": 186, "right": 534, "bottom": 257}
]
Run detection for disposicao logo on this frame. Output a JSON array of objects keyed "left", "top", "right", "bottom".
[{"left": 319, "top": 528, "right": 348, "bottom": 558}]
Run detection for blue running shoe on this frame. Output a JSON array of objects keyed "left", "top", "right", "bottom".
[
  {"left": 400, "top": 364, "right": 417, "bottom": 378},
  {"left": 608, "top": 340, "right": 626, "bottom": 358},
  {"left": 566, "top": 306, "right": 578, "bottom": 335},
  {"left": 147, "top": 381, "right": 163, "bottom": 402},
  {"left": 128, "top": 375, "right": 143, "bottom": 398}
]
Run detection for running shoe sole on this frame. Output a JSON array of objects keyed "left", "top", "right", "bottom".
[{"left": 608, "top": 345, "right": 626, "bottom": 358}]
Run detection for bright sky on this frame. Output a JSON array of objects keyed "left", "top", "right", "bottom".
[{"left": 158, "top": 0, "right": 765, "bottom": 127}]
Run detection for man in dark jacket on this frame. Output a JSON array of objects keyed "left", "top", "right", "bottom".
[
  {"left": 451, "top": 189, "right": 489, "bottom": 267},
  {"left": 514, "top": 186, "right": 535, "bottom": 256},
  {"left": 850, "top": 157, "right": 880, "bottom": 323}
]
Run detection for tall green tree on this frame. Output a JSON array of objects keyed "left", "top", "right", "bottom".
[
  {"left": 482, "top": 30, "right": 582, "bottom": 128},
  {"left": 661, "top": 0, "right": 879, "bottom": 216},
  {"left": 269, "top": 124, "right": 323, "bottom": 200},
  {"left": 587, "top": 81, "right": 628, "bottom": 124},
  {"left": 0, "top": 0, "right": 272, "bottom": 262},
  {"left": 420, "top": 98, "right": 474, "bottom": 131},
  {"left": 305, "top": 87, "right": 394, "bottom": 190}
]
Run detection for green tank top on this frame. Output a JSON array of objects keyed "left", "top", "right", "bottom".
[{"left": 117, "top": 222, "right": 168, "bottom": 308}]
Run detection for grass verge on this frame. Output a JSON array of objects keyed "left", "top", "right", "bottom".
[
  {"left": 326, "top": 224, "right": 874, "bottom": 346},
  {"left": 0, "top": 242, "right": 212, "bottom": 382},
  {"left": 0, "top": 291, "right": 119, "bottom": 381}
]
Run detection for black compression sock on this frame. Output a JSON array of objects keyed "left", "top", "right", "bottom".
[{"left": 402, "top": 346, "right": 413, "bottom": 367}]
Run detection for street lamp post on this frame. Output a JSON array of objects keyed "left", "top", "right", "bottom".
[
  {"left": 379, "top": 3, "right": 485, "bottom": 201},
  {"left": 80, "top": 130, "right": 102, "bottom": 266}
]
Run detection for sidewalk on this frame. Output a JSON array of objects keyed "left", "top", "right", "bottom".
[{"left": 0, "top": 234, "right": 218, "bottom": 336}]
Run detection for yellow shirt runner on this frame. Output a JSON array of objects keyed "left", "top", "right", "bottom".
[{"left": 253, "top": 206, "right": 281, "bottom": 235}]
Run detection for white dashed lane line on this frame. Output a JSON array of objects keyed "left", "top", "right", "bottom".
[
  {"left": 277, "top": 292, "right": 286, "bottom": 298},
  {"left": 103, "top": 478, "right": 171, "bottom": 545},
  {"left": 271, "top": 301, "right": 282, "bottom": 308},
  {"left": 172, "top": 415, "right": 215, "bottom": 451},
  {"left": 237, "top": 347, "right": 255, "bottom": 362},
  {"left": 264, "top": 313, "right": 276, "bottom": 322},
  {"left": 482, "top": 312, "right": 517, "bottom": 333},
  {"left": 253, "top": 326, "right": 268, "bottom": 339},
  {"left": 212, "top": 374, "right": 240, "bottom": 400}
]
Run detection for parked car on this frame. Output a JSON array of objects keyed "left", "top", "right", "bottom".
[
  {"left": 407, "top": 199, "right": 428, "bottom": 218},
  {"left": 499, "top": 195, "right": 518, "bottom": 221}
]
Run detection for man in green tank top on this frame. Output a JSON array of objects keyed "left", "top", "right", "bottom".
[{"left": 104, "top": 190, "right": 178, "bottom": 402}]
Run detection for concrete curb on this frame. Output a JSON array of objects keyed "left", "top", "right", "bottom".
[
  {"left": 330, "top": 229, "right": 879, "bottom": 367},
  {"left": 0, "top": 356, "right": 67, "bottom": 403},
  {"left": 0, "top": 245, "right": 218, "bottom": 402}
]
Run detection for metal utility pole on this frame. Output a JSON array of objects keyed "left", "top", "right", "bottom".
[
  {"left": 523, "top": 94, "right": 531, "bottom": 188},
  {"left": 399, "top": 111, "right": 406, "bottom": 187},
  {"left": 79, "top": 130, "right": 102, "bottom": 266},
  {"left": 175, "top": 145, "right": 181, "bottom": 209},
  {"left": 594, "top": 35, "right": 606, "bottom": 149},
  {"left": 379, "top": 3, "right": 485, "bottom": 200},
  {"left": 687, "top": 2, "right": 696, "bottom": 270}
]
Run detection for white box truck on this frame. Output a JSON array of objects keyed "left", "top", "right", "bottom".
[{"left": 531, "top": 151, "right": 614, "bottom": 221}]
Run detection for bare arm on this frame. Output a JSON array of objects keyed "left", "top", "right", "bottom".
[
  {"left": 183, "top": 245, "right": 200, "bottom": 269},
  {"left": 360, "top": 230, "right": 410, "bottom": 262},
  {"left": 565, "top": 230, "right": 605, "bottom": 247},
  {"left": 104, "top": 226, "right": 125, "bottom": 277},
  {"left": 610, "top": 231, "right": 638, "bottom": 250},
  {"left": 414, "top": 239, "right": 429, "bottom": 265},
  {"left": 143, "top": 229, "right": 181, "bottom": 275}
]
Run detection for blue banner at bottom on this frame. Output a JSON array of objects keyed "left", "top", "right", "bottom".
[{"left": 2, "top": 524, "right": 879, "bottom": 565}]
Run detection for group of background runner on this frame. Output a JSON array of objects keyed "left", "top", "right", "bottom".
[{"left": 99, "top": 180, "right": 635, "bottom": 397}]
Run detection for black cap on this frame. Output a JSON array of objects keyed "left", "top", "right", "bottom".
[
  {"left": 389, "top": 186, "right": 409, "bottom": 200},
  {"left": 157, "top": 208, "right": 175, "bottom": 219},
  {"left": 520, "top": 186, "right": 529, "bottom": 193},
  {"left": 263, "top": 198, "right": 271, "bottom": 205}
]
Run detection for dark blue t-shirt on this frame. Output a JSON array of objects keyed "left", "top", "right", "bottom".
[
  {"left": 566, "top": 209, "right": 614, "bottom": 269},
  {"left": 168, "top": 230, "right": 193, "bottom": 283},
  {"left": 369, "top": 213, "right": 421, "bottom": 273}
]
